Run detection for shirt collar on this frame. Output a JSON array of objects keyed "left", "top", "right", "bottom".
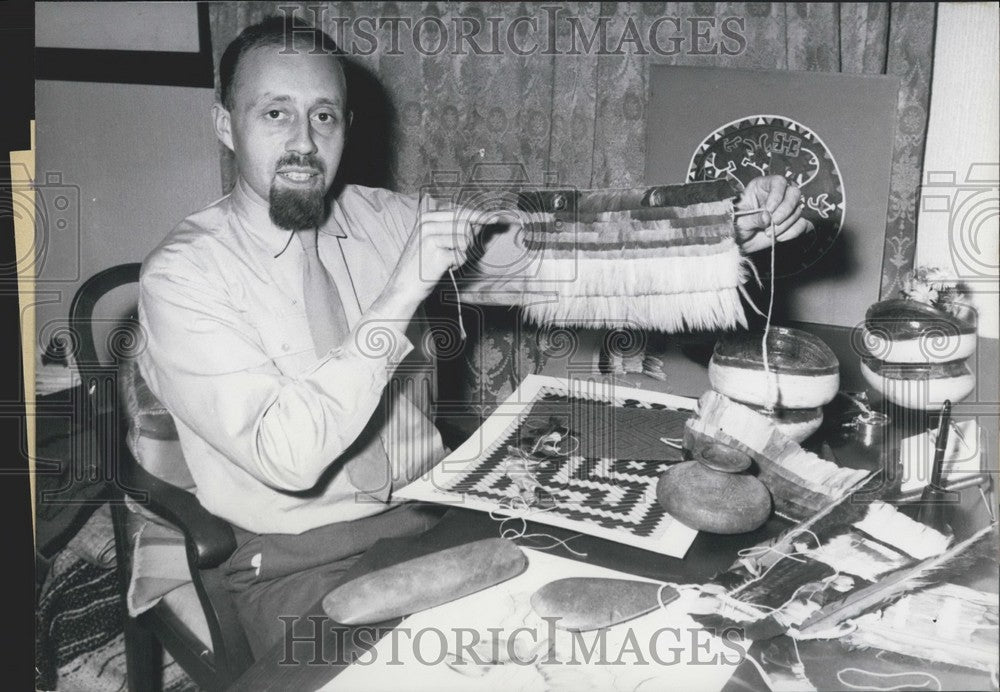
[{"left": 230, "top": 176, "right": 348, "bottom": 256}]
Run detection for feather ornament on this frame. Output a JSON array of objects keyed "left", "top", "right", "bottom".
[
  {"left": 736, "top": 473, "right": 894, "bottom": 578},
  {"left": 845, "top": 582, "right": 999, "bottom": 672},
  {"left": 792, "top": 523, "right": 998, "bottom": 639}
]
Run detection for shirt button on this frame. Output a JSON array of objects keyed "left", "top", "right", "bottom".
[{"left": 282, "top": 343, "right": 290, "bottom": 352}]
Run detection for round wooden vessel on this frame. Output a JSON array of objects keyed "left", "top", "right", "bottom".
[
  {"left": 709, "top": 327, "right": 840, "bottom": 409},
  {"left": 861, "top": 299, "right": 976, "bottom": 364},
  {"left": 656, "top": 442, "right": 771, "bottom": 533},
  {"left": 860, "top": 357, "right": 975, "bottom": 410},
  {"left": 656, "top": 460, "right": 771, "bottom": 534},
  {"left": 695, "top": 442, "right": 752, "bottom": 473}
]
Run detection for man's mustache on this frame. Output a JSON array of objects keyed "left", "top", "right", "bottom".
[{"left": 275, "top": 153, "right": 325, "bottom": 173}]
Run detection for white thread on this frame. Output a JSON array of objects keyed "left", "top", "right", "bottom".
[
  {"left": 633, "top": 675, "right": 660, "bottom": 692},
  {"left": 790, "top": 635, "right": 806, "bottom": 676},
  {"left": 448, "top": 267, "right": 467, "bottom": 341},
  {"left": 732, "top": 206, "right": 779, "bottom": 411},
  {"left": 835, "top": 668, "right": 942, "bottom": 691},
  {"left": 734, "top": 527, "right": 822, "bottom": 587},
  {"left": 762, "top": 215, "right": 778, "bottom": 412},
  {"left": 659, "top": 436, "right": 683, "bottom": 449},
  {"left": 489, "top": 496, "right": 589, "bottom": 557},
  {"left": 655, "top": 581, "right": 684, "bottom": 609},
  {"left": 781, "top": 571, "right": 844, "bottom": 612}
]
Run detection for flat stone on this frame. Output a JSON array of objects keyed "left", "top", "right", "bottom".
[{"left": 530, "top": 578, "right": 676, "bottom": 632}]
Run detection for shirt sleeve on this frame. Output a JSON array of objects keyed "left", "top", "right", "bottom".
[
  {"left": 369, "top": 187, "right": 419, "bottom": 250},
  {"left": 137, "top": 247, "right": 413, "bottom": 493}
]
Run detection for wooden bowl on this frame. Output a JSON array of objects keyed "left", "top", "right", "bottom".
[
  {"left": 709, "top": 327, "right": 840, "bottom": 408},
  {"left": 860, "top": 356, "right": 975, "bottom": 410},
  {"left": 860, "top": 299, "right": 976, "bottom": 364}
]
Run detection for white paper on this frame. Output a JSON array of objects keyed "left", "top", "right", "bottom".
[
  {"left": 317, "top": 549, "right": 744, "bottom": 692},
  {"left": 396, "top": 375, "right": 699, "bottom": 558},
  {"left": 898, "top": 420, "right": 983, "bottom": 494}
]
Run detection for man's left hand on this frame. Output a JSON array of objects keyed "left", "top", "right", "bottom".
[{"left": 734, "top": 175, "right": 814, "bottom": 254}]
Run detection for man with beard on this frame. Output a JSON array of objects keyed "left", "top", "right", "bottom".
[{"left": 136, "top": 17, "right": 810, "bottom": 657}]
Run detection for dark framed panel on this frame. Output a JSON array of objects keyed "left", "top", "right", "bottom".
[
  {"left": 645, "top": 65, "right": 899, "bottom": 327},
  {"left": 36, "top": 2, "right": 213, "bottom": 88}
]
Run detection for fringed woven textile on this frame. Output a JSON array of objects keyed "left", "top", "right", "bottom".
[{"left": 458, "top": 180, "right": 750, "bottom": 332}]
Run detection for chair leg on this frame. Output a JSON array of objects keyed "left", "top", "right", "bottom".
[{"left": 124, "top": 617, "right": 163, "bottom": 692}]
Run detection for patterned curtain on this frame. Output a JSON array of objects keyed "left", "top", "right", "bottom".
[{"left": 208, "top": 2, "right": 935, "bottom": 415}]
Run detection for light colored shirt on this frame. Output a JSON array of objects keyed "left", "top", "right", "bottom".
[{"left": 137, "top": 178, "right": 446, "bottom": 534}]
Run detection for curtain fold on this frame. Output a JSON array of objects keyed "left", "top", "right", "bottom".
[{"left": 208, "top": 1, "right": 935, "bottom": 413}]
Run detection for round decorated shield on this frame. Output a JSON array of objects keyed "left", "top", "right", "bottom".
[{"left": 687, "top": 115, "right": 845, "bottom": 278}]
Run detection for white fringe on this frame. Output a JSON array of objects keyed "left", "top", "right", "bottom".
[
  {"left": 531, "top": 244, "right": 744, "bottom": 296},
  {"left": 522, "top": 288, "right": 749, "bottom": 332}
]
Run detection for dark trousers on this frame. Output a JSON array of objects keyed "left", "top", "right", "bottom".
[{"left": 222, "top": 503, "right": 444, "bottom": 657}]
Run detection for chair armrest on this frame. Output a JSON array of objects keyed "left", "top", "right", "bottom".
[{"left": 115, "top": 431, "right": 236, "bottom": 569}]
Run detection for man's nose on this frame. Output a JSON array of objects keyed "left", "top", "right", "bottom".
[{"left": 286, "top": 119, "right": 318, "bottom": 155}]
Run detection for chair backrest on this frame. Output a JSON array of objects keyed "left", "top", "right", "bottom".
[
  {"left": 69, "top": 263, "right": 198, "bottom": 500},
  {"left": 69, "top": 263, "right": 254, "bottom": 688},
  {"left": 69, "top": 263, "right": 143, "bottom": 369}
]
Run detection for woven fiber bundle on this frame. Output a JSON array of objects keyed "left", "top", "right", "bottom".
[{"left": 458, "top": 180, "right": 751, "bottom": 332}]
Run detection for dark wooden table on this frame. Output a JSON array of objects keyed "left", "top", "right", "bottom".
[
  {"left": 230, "top": 323, "right": 999, "bottom": 690},
  {"left": 230, "top": 482, "right": 997, "bottom": 691}
]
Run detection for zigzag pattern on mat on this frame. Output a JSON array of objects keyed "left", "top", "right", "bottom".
[{"left": 36, "top": 547, "right": 196, "bottom": 691}]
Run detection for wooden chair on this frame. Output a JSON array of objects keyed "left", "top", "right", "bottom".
[{"left": 69, "top": 263, "right": 254, "bottom": 691}]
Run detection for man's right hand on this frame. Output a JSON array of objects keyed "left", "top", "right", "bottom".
[{"left": 374, "top": 205, "right": 498, "bottom": 321}]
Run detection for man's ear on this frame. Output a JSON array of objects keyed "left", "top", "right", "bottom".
[
  {"left": 347, "top": 108, "right": 354, "bottom": 130},
  {"left": 212, "top": 103, "right": 235, "bottom": 152}
]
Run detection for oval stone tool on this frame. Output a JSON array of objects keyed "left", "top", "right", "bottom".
[
  {"left": 323, "top": 538, "right": 527, "bottom": 625},
  {"left": 530, "top": 578, "right": 679, "bottom": 631}
]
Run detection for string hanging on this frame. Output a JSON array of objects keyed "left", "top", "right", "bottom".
[
  {"left": 448, "top": 267, "right": 467, "bottom": 341},
  {"left": 762, "top": 216, "right": 778, "bottom": 412},
  {"left": 488, "top": 498, "right": 588, "bottom": 557},
  {"left": 733, "top": 206, "right": 779, "bottom": 412},
  {"left": 835, "top": 668, "right": 942, "bottom": 691}
]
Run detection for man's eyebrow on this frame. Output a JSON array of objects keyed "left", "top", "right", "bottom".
[
  {"left": 247, "top": 94, "right": 344, "bottom": 109},
  {"left": 314, "top": 97, "right": 345, "bottom": 109},
  {"left": 248, "top": 93, "right": 290, "bottom": 108}
]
